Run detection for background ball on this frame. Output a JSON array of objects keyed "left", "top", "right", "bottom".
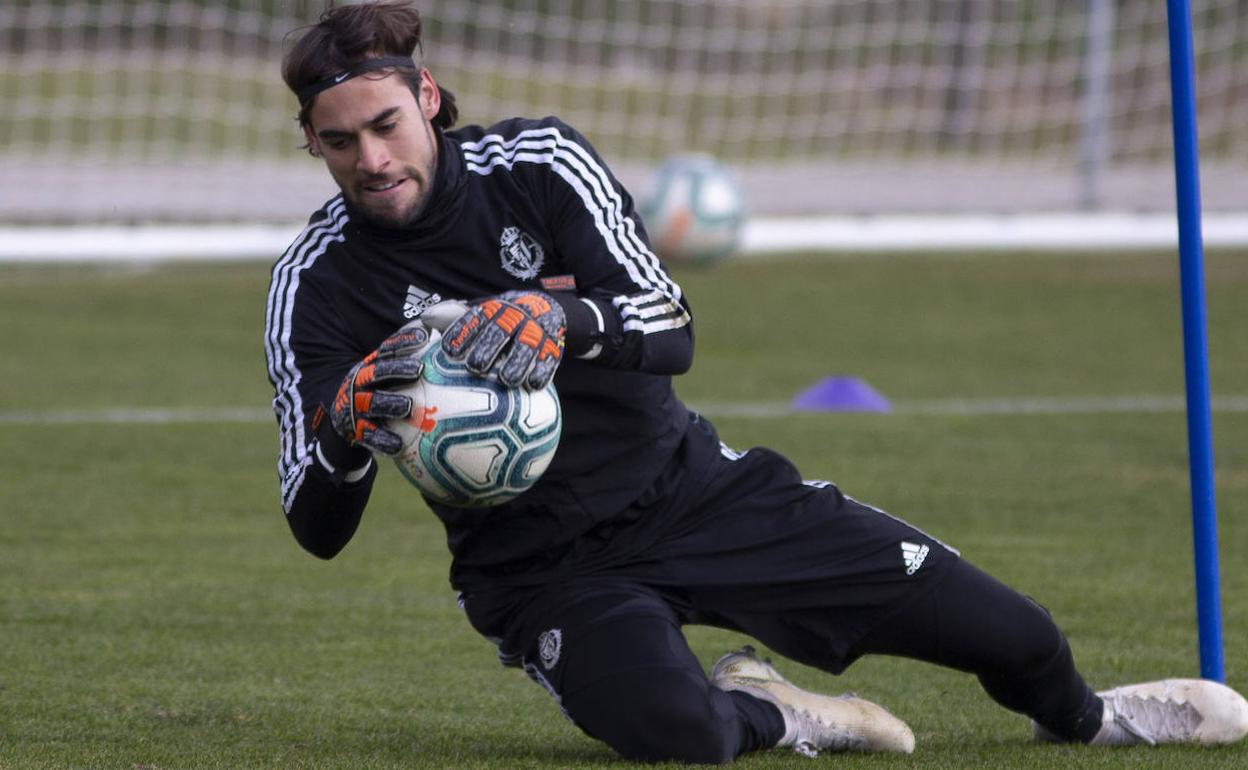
[{"left": 638, "top": 153, "right": 746, "bottom": 266}]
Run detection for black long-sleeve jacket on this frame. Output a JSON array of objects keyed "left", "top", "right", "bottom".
[{"left": 263, "top": 116, "right": 709, "bottom": 589}]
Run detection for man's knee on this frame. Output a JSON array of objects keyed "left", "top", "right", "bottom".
[
  {"left": 564, "top": 667, "right": 739, "bottom": 764},
  {"left": 930, "top": 559, "right": 1070, "bottom": 679},
  {"left": 987, "top": 593, "right": 1069, "bottom": 679},
  {"left": 974, "top": 592, "right": 1082, "bottom": 714}
]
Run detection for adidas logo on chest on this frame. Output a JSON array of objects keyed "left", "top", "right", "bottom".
[
  {"left": 402, "top": 284, "right": 442, "bottom": 319},
  {"left": 901, "top": 541, "right": 929, "bottom": 575}
]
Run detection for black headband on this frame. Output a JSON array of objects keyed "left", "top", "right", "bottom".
[{"left": 297, "top": 56, "right": 418, "bottom": 106}]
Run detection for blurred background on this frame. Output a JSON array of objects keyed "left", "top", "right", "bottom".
[
  {"left": 1, "top": 0, "right": 1245, "bottom": 228},
  {"left": 3, "top": 6, "right": 1247, "bottom": 766}
]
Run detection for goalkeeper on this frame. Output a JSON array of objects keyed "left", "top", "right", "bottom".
[{"left": 264, "top": 1, "right": 1248, "bottom": 762}]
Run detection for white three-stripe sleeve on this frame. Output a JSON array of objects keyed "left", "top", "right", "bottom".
[
  {"left": 460, "top": 124, "right": 691, "bottom": 339},
  {"left": 263, "top": 199, "right": 348, "bottom": 514}
]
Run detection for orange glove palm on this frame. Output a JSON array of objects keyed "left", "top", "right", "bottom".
[{"left": 329, "top": 323, "right": 432, "bottom": 455}]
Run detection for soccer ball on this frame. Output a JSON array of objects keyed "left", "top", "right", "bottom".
[
  {"left": 638, "top": 153, "right": 746, "bottom": 265},
  {"left": 387, "top": 334, "right": 562, "bottom": 508}
]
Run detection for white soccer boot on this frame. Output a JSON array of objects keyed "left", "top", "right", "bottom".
[
  {"left": 1032, "top": 679, "right": 1248, "bottom": 746},
  {"left": 710, "top": 646, "right": 915, "bottom": 756}
]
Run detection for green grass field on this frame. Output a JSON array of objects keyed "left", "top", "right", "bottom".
[{"left": 2, "top": 250, "right": 1247, "bottom": 769}]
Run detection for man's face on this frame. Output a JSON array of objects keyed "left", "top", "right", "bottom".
[{"left": 304, "top": 69, "right": 441, "bottom": 228}]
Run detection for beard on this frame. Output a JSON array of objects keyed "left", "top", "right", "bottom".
[{"left": 343, "top": 165, "right": 434, "bottom": 229}]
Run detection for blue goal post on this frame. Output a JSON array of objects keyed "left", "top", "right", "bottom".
[{"left": 1166, "top": 0, "right": 1224, "bottom": 682}]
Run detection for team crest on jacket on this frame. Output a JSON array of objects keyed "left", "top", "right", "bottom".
[
  {"left": 499, "top": 226, "right": 544, "bottom": 280},
  {"left": 537, "top": 628, "right": 562, "bottom": 669}
]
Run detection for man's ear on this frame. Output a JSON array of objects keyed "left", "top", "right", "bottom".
[
  {"left": 303, "top": 124, "right": 322, "bottom": 158},
  {"left": 418, "top": 68, "right": 441, "bottom": 121}
]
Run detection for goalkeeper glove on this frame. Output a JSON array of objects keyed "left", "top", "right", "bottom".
[
  {"left": 442, "top": 290, "right": 566, "bottom": 389},
  {"left": 330, "top": 322, "right": 432, "bottom": 455}
]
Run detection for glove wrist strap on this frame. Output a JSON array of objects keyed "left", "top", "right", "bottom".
[
  {"left": 552, "top": 293, "right": 609, "bottom": 359},
  {"left": 315, "top": 442, "right": 373, "bottom": 484},
  {"left": 314, "top": 411, "right": 374, "bottom": 485}
]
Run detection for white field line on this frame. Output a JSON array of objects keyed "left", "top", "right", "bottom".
[
  {"left": 740, "top": 212, "right": 1248, "bottom": 253},
  {"left": 3, "top": 213, "right": 1248, "bottom": 262},
  {"left": 695, "top": 395, "right": 1248, "bottom": 418},
  {"left": 4, "top": 395, "right": 1248, "bottom": 425},
  {"left": 0, "top": 407, "right": 276, "bottom": 425}
]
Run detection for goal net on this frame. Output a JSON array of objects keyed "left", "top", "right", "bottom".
[{"left": 2, "top": 0, "right": 1244, "bottom": 223}]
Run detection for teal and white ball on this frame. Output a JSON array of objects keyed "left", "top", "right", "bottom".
[{"left": 389, "top": 337, "right": 561, "bottom": 508}]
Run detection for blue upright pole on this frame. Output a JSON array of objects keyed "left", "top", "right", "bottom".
[{"left": 1164, "top": 0, "right": 1224, "bottom": 682}]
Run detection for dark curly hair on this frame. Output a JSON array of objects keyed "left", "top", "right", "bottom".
[{"left": 282, "top": 1, "right": 458, "bottom": 130}]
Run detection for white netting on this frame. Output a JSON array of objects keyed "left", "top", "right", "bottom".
[{"left": 0, "top": 0, "right": 1244, "bottom": 222}]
